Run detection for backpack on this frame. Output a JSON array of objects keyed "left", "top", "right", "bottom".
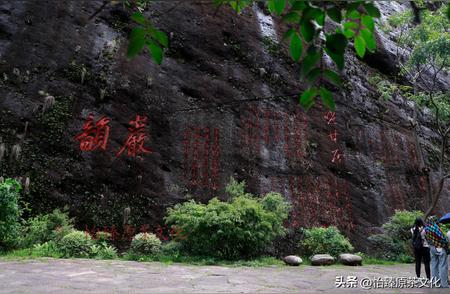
[{"left": 412, "top": 227, "right": 423, "bottom": 251}]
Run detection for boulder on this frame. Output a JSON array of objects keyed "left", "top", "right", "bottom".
[
  {"left": 338, "top": 254, "right": 362, "bottom": 266},
  {"left": 310, "top": 254, "right": 335, "bottom": 266},
  {"left": 283, "top": 255, "right": 303, "bottom": 266}
]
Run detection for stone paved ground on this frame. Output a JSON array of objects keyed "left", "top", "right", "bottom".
[{"left": 0, "top": 259, "right": 448, "bottom": 293}]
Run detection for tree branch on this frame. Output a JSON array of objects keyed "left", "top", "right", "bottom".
[
  {"left": 429, "top": 93, "right": 443, "bottom": 135},
  {"left": 88, "top": 0, "right": 112, "bottom": 21}
]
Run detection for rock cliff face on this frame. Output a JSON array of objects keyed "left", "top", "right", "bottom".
[{"left": 0, "top": 1, "right": 448, "bottom": 252}]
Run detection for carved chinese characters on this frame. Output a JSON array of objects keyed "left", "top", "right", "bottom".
[
  {"left": 182, "top": 127, "right": 221, "bottom": 190},
  {"left": 75, "top": 113, "right": 152, "bottom": 157}
]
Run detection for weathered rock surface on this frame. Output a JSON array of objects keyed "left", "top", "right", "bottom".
[
  {"left": 283, "top": 255, "right": 302, "bottom": 266},
  {"left": 338, "top": 254, "right": 362, "bottom": 266},
  {"left": 0, "top": 1, "right": 448, "bottom": 254},
  {"left": 311, "top": 254, "right": 335, "bottom": 266}
]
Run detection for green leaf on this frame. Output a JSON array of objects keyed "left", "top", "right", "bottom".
[
  {"left": 320, "top": 87, "right": 335, "bottom": 111},
  {"left": 229, "top": 0, "right": 251, "bottom": 13},
  {"left": 325, "top": 33, "right": 348, "bottom": 55},
  {"left": 343, "top": 28, "right": 355, "bottom": 39},
  {"left": 343, "top": 21, "right": 359, "bottom": 30},
  {"left": 291, "top": 1, "right": 306, "bottom": 11},
  {"left": 131, "top": 12, "right": 146, "bottom": 26},
  {"left": 300, "top": 20, "right": 315, "bottom": 42},
  {"left": 274, "top": 0, "right": 286, "bottom": 15},
  {"left": 299, "top": 87, "right": 317, "bottom": 110},
  {"left": 346, "top": 10, "right": 360, "bottom": 19},
  {"left": 283, "top": 12, "right": 300, "bottom": 23},
  {"left": 364, "top": 3, "right": 381, "bottom": 18},
  {"left": 361, "top": 15, "right": 375, "bottom": 32},
  {"left": 268, "top": 0, "right": 275, "bottom": 14},
  {"left": 347, "top": 1, "right": 362, "bottom": 11},
  {"left": 324, "top": 69, "right": 342, "bottom": 86},
  {"left": 283, "top": 28, "right": 296, "bottom": 41},
  {"left": 290, "top": 32, "right": 303, "bottom": 62},
  {"left": 327, "top": 7, "right": 342, "bottom": 23},
  {"left": 229, "top": 1, "right": 239, "bottom": 12},
  {"left": 447, "top": 3, "right": 450, "bottom": 20},
  {"left": 148, "top": 41, "right": 163, "bottom": 64},
  {"left": 303, "top": 7, "right": 324, "bottom": 26},
  {"left": 306, "top": 67, "right": 321, "bottom": 83},
  {"left": 315, "top": 11, "right": 325, "bottom": 26},
  {"left": 127, "top": 27, "right": 146, "bottom": 58},
  {"left": 325, "top": 48, "right": 344, "bottom": 70},
  {"left": 303, "top": 7, "right": 320, "bottom": 19},
  {"left": 300, "top": 49, "right": 320, "bottom": 77},
  {"left": 354, "top": 35, "right": 366, "bottom": 58},
  {"left": 360, "top": 29, "right": 376, "bottom": 52},
  {"left": 130, "top": 27, "right": 146, "bottom": 41},
  {"left": 153, "top": 29, "right": 169, "bottom": 48}
]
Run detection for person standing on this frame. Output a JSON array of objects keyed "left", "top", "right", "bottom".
[
  {"left": 411, "top": 218, "right": 431, "bottom": 279},
  {"left": 447, "top": 229, "right": 450, "bottom": 280},
  {"left": 425, "top": 216, "right": 449, "bottom": 288}
]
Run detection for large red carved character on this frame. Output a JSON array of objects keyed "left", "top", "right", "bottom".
[
  {"left": 74, "top": 113, "right": 111, "bottom": 151},
  {"left": 116, "top": 115, "right": 152, "bottom": 157}
]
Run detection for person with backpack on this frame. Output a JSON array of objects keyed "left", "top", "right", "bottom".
[
  {"left": 411, "top": 217, "right": 430, "bottom": 279},
  {"left": 447, "top": 228, "right": 450, "bottom": 280},
  {"left": 424, "top": 216, "right": 449, "bottom": 288}
]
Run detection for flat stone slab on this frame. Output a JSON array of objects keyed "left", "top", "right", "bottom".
[{"left": 0, "top": 258, "right": 444, "bottom": 293}]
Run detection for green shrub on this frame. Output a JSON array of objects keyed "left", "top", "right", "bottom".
[
  {"left": 129, "top": 233, "right": 162, "bottom": 255},
  {"left": 367, "top": 234, "right": 404, "bottom": 261},
  {"left": 89, "top": 242, "right": 118, "bottom": 259},
  {"left": 225, "top": 177, "right": 251, "bottom": 199},
  {"left": 95, "top": 231, "right": 112, "bottom": 244},
  {"left": 398, "top": 253, "right": 414, "bottom": 263},
  {"left": 20, "top": 209, "right": 74, "bottom": 248},
  {"left": 368, "top": 210, "right": 423, "bottom": 262},
  {"left": 161, "top": 241, "right": 183, "bottom": 257},
  {"left": 58, "top": 230, "right": 93, "bottom": 258},
  {"left": 381, "top": 210, "right": 423, "bottom": 242},
  {"left": 123, "top": 252, "right": 150, "bottom": 262},
  {"left": 31, "top": 241, "right": 62, "bottom": 258},
  {"left": 0, "top": 179, "right": 22, "bottom": 250},
  {"left": 98, "top": 245, "right": 118, "bottom": 259},
  {"left": 368, "top": 73, "right": 398, "bottom": 101},
  {"left": 164, "top": 179, "right": 291, "bottom": 260},
  {"left": 300, "top": 226, "right": 354, "bottom": 257}
]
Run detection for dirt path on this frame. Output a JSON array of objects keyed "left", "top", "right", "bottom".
[{"left": 0, "top": 259, "right": 446, "bottom": 293}]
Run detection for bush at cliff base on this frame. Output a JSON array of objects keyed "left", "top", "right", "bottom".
[
  {"left": 164, "top": 178, "right": 291, "bottom": 260},
  {"left": 0, "top": 179, "right": 22, "bottom": 251},
  {"left": 300, "top": 226, "right": 354, "bottom": 257},
  {"left": 368, "top": 210, "right": 423, "bottom": 262},
  {"left": 129, "top": 233, "right": 162, "bottom": 255},
  {"left": 19, "top": 208, "right": 74, "bottom": 248},
  {"left": 58, "top": 230, "right": 93, "bottom": 258}
]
